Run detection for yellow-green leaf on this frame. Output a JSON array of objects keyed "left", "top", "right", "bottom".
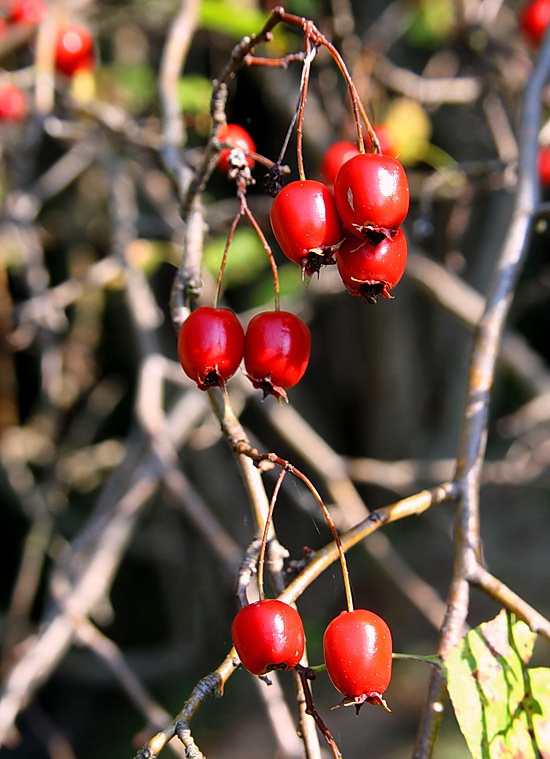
[
  {"left": 200, "top": 0, "right": 269, "bottom": 39},
  {"left": 444, "top": 610, "right": 545, "bottom": 759}
]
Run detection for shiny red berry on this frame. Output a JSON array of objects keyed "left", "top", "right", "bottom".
[
  {"left": 336, "top": 227, "right": 408, "bottom": 303},
  {"left": 244, "top": 311, "right": 311, "bottom": 402},
  {"left": 216, "top": 123, "right": 256, "bottom": 174},
  {"left": 270, "top": 180, "right": 343, "bottom": 277},
  {"left": 323, "top": 609, "right": 392, "bottom": 711},
  {"left": 54, "top": 23, "right": 95, "bottom": 77},
  {"left": 334, "top": 152, "right": 409, "bottom": 237},
  {"left": 177, "top": 306, "right": 244, "bottom": 390},
  {"left": 0, "top": 83, "right": 27, "bottom": 122},
  {"left": 232, "top": 599, "right": 305, "bottom": 676},
  {"left": 320, "top": 141, "right": 360, "bottom": 186},
  {"left": 8, "top": 0, "right": 45, "bottom": 24},
  {"left": 520, "top": 0, "right": 550, "bottom": 45}
]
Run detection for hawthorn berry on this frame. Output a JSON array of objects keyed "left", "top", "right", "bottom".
[
  {"left": 336, "top": 227, "right": 408, "bottom": 303},
  {"left": 231, "top": 599, "right": 305, "bottom": 676},
  {"left": 177, "top": 306, "right": 244, "bottom": 390},
  {"left": 0, "top": 82, "right": 27, "bottom": 122},
  {"left": 334, "top": 152, "right": 409, "bottom": 237},
  {"left": 216, "top": 123, "right": 256, "bottom": 174},
  {"left": 244, "top": 310, "right": 311, "bottom": 402},
  {"left": 54, "top": 23, "right": 95, "bottom": 77},
  {"left": 7, "top": 0, "right": 45, "bottom": 25},
  {"left": 323, "top": 609, "right": 392, "bottom": 711},
  {"left": 539, "top": 146, "right": 550, "bottom": 185},
  {"left": 270, "top": 179, "right": 343, "bottom": 277},
  {"left": 320, "top": 141, "right": 360, "bottom": 186},
  {"left": 520, "top": 0, "right": 550, "bottom": 45}
]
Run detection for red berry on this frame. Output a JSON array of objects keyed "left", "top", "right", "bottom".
[
  {"left": 8, "top": 0, "right": 45, "bottom": 25},
  {"left": 54, "top": 23, "right": 95, "bottom": 77},
  {"left": 320, "top": 141, "right": 360, "bottom": 186},
  {"left": 231, "top": 599, "right": 305, "bottom": 676},
  {"left": 323, "top": 609, "right": 392, "bottom": 710},
  {"left": 216, "top": 123, "right": 256, "bottom": 174},
  {"left": 334, "top": 152, "right": 409, "bottom": 237},
  {"left": 539, "top": 146, "right": 550, "bottom": 185},
  {"left": 0, "top": 83, "right": 27, "bottom": 122},
  {"left": 244, "top": 311, "right": 311, "bottom": 402},
  {"left": 520, "top": 0, "right": 550, "bottom": 45},
  {"left": 336, "top": 228, "right": 408, "bottom": 303},
  {"left": 177, "top": 306, "right": 244, "bottom": 390},
  {"left": 270, "top": 180, "right": 343, "bottom": 277}
]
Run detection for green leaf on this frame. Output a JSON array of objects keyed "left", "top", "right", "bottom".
[
  {"left": 110, "top": 63, "right": 156, "bottom": 114},
  {"left": 203, "top": 228, "right": 268, "bottom": 288},
  {"left": 444, "top": 610, "right": 548, "bottom": 759},
  {"left": 405, "top": 0, "right": 456, "bottom": 49},
  {"left": 200, "top": 0, "right": 269, "bottom": 39},
  {"left": 177, "top": 75, "right": 213, "bottom": 116},
  {"left": 527, "top": 668, "right": 550, "bottom": 755}
]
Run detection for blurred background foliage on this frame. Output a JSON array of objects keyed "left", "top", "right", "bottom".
[{"left": 0, "top": 0, "right": 549, "bottom": 758}]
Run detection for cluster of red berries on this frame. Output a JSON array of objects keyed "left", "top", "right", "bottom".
[
  {"left": 231, "top": 599, "right": 392, "bottom": 711},
  {"left": 177, "top": 306, "right": 310, "bottom": 402},
  {"left": 177, "top": 124, "right": 409, "bottom": 398},
  {"left": 215, "top": 123, "right": 410, "bottom": 302},
  {"left": 0, "top": 0, "right": 94, "bottom": 124},
  {"left": 271, "top": 141, "right": 409, "bottom": 302}
]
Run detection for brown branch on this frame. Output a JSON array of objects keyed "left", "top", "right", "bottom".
[{"left": 414, "top": 24, "right": 550, "bottom": 759}]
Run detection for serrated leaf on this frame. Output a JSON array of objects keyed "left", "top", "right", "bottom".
[
  {"left": 200, "top": 0, "right": 269, "bottom": 39},
  {"left": 527, "top": 668, "right": 550, "bottom": 758},
  {"left": 445, "top": 610, "right": 543, "bottom": 759},
  {"left": 203, "top": 228, "right": 268, "bottom": 288}
]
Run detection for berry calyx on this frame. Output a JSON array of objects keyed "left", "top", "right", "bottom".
[
  {"left": 334, "top": 152, "right": 409, "bottom": 238},
  {"left": 320, "top": 141, "right": 360, "bottom": 186},
  {"left": 520, "top": 0, "right": 550, "bottom": 45},
  {"left": 216, "top": 123, "right": 256, "bottom": 174},
  {"left": 336, "top": 227, "right": 408, "bottom": 303},
  {"left": 323, "top": 609, "right": 392, "bottom": 713},
  {"left": 270, "top": 179, "right": 343, "bottom": 278},
  {"left": 177, "top": 306, "right": 244, "bottom": 391},
  {"left": 0, "top": 82, "right": 27, "bottom": 122},
  {"left": 231, "top": 599, "right": 305, "bottom": 676},
  {"left": 244, "top": 311, "right": 311, "bottom": 402},
  {"left": 54, "top": 23, "right": 95, "bottom": 77}
]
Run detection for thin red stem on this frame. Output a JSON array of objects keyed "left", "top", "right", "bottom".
[
  {"left": 243, "top": 202, "right": 280, "bottom": 310},
  {"left": 296, "top": 37, "right": 315, "bottom": 181},
  {"left": 213, "top": 197, "right": 245, "bottom": 307},
  {"left": 257, "top": 468, "right": 287, "bottom": 600},
  {"left": 234, "top": 443, "right": 354, "bottom": 614}
]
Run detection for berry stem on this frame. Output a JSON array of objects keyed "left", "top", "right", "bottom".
[
  {"left": 243, "top": 202, "right": 280, "bottom": 311},
  {"left": 295, "top": 38, "right": 316, "bottom": 182},
  {"left": 257, "top": 467, "right": 287, "bottom": 600},
  {"left": 233, "top": 442, "right": 354, "bottom": 614},
  {"left": 213, "top": 199, "right": 245, "bottom": 308},
  {"left": 295, "top": 665, "right": 343, "bottom": 759}
]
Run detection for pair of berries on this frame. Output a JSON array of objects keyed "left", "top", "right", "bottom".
[
  {"left": 270, "top": 149, "right": 409, "bottom": 302},
  {"left": 231, "top": 599, "right": 392, "bottom": 709},
  {"left": 177, "top": 306, "right": 311, "bottom": 401},
  {"left": 1, "top": 0, "right": 95, "bottom": 77}
]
